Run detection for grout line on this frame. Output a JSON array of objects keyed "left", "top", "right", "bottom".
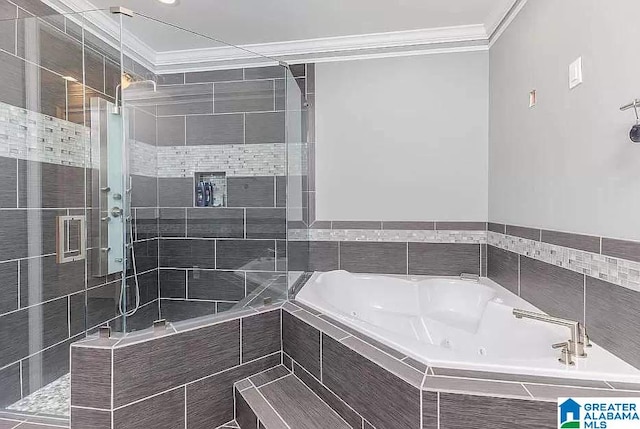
[
  {"left": 520, "top": 383, "right": 534, "bottom": 399},
  {"left": 252, "top": 372, "right": 292, "bottom": 389},
  {"left": 247, "top": 378, "right": 292, "bottom": 429},
  {"left": 289, "top": 370, "right": 353, "bottom": 428},
  {"left": 292, "top": 357, "right": 365, "bottom": 423},
  {"left": 319, "top": 333, "right": 323, "bottom": 383},
  {"left": 437, "top": 392, "right": 440, "bottom": 429},
  {"left": 239, "top": 318, "right": 243, "bottom": 364},
  {"left": 110, "top": 351, "right": 281, "bottom": 412},
  {"left": 184, "top": 386, "right": 187, "bottom": 429}
]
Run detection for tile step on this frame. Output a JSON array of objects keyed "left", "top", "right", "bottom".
[{"left": 234, "top": 365, "right": 351, "bottom": 429}]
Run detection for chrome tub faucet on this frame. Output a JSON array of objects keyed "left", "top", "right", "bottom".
[{"left": 513, "top": 308, "right": 591, "bottom": 365}]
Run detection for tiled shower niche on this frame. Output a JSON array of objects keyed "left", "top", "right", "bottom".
[{"left": 194, "top": 172, "right": 227, "bottom": 207}]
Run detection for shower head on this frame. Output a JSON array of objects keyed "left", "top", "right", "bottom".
[{"left": 113, "top": 74, "right": 158, "bottom": 114}]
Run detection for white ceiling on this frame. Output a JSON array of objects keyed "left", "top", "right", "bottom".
[{"left": 83, "top": 0, "right": 516, "bottom": 51}]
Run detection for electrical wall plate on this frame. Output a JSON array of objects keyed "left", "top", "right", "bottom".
[{"left": 569, "top": 57, "right": 583, "bottom": 89}]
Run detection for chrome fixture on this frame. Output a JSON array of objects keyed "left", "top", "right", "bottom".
[
  {"left": 512, "top": 308, "right": 591, "bottom": 365},
  {"left": 619, "top": 99, "right": 640, "bottom": 143},
  {"left": 460, "top": 273, "right": 480, "bottom": 282},
  {"left": 113, "top": 75, "right": 157, "bottom": 115}
]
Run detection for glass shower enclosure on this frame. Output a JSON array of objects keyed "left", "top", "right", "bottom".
[{"left": 0, "top": 6, "right": 308, "bottom": 421}]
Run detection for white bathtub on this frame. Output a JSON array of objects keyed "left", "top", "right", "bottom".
[{"left": 296, "top": 270, "right": 640, "bottom": 383}]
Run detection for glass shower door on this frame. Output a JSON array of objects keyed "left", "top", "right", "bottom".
[{"left": 0, "top": 8, "right": 126, "bottom": 420}]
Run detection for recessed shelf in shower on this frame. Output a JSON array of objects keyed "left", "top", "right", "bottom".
[{"left": 194, "top": 172, "right": 227, "bottom": 207}]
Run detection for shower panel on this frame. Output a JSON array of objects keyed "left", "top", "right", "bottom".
[{"left": 90, "top": 97, "right": 126, "bottom": 277}]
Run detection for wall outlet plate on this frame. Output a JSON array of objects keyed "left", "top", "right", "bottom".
[{"left": 569, "top": 57, "right": 583, "bottom": 89}]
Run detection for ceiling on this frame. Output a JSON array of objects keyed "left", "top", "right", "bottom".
[{"left": 82, "top": 0, "right": 516, "bottom": 52}]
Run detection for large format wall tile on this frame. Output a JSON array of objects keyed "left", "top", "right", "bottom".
[
  {"left": 0, "top": 261, "right": 18, "bottom": 315},
  {"left": 22, "top": 335, "right": 80, "bottom": 397},
  {"left": 156, "top": 83, "right": 213, "bottom": 116},
  {"left": 0, "top": 298, "right": 68, "bottom": 367},
  {"left": 586, "top": 277, "right": 640, "bottom": 368},
  {"left": 520, "top": 256, "right": 584, "bottom": 322},
  {"left": 133, "top": 239, "right": 159, "bottom": 273},
  {"left": 186, "top": 353, "right": 280, "bottom": 429},
  {"left": 185, "top": 69, "right": 243, "bottom": 83},
  {"left": 18, "top": 161, "right": 85, "bottom": 208},
  {"left": 132, "top": 108, "right": 157, "bottom": 146},
  {"left": 159, "top": 208, "right": 186, "bottom": 237},
  {"left": 86, "top": 279, "right": 119, "bottom": 329},
  {"left": 187, "top": 208, "right": 244, "bottom": 238},
  {"left": 113, "top": 387, "right": 185, "bottom": 429},
  {"left": 288, "top": 241, "right": 339, "bottom": 272},
  {"left": 160, "top": 299, "right": 216, "bottom": 322},
  {"left": 158, "top": 178, "right": 193, "bottom": 207},
  {"left": 131, "top": 175, "right": 158, "bottom": 208},
  {"left": 216, "top": 240, "right": 275, "bottom": 271},
  {"left": 19, "top": 255, "right": 84, "bottom": 305},
  {"left": 227, "top": 177, "right": 275, "bottom": 208},
  {"left": 322, "top": 335, "right": 420, "bottom": 429},
  {"left": 293, "top": 361, "right": 362, "bottom": 429},
  {"left": 409, "top": 243, "right": 480, "bottom": 276},
  {"left": 0, "top": 210, "right": 27, "bottom": 261},
  {"left": 159, "top": 239, "right": 214, "bottom": 269},
  {"left": 235, "top": 388, "right": 258, "bottom": 429},
  {"left": 242, "top": 309, "right": 281, "bottom": 362},
  {"left": 282, "top": 310, "right": 321, "bottom": 378},
  {"left": 0, "top": 51, "right": 25, "bottom": 109},
  {"left": 71, "top": 408, "right": 112, "bottom": 429},
  {"left": 601, "top": 238, "right": 640, "bottom": 263},
  {"left": 113, "top": 319, "right": 240, "bottom": 406},
  {"left": 0, "top": 157, "right": 17, "bottom": 208},
  {"left": 214, "top": 80, "right": 274, "bottom": 113},
  {"left": 505, "top": 225, "right": 540, "bottom": 241},
  {"left": 187, "top": 269, "right": 245, "bottom": 301},
  {"left": 439, "top": 394, "right": 556, "bottom": 429},
  {"left": 157, "top": 116, "right": 185, "bottom": 146},
  {"left": 0, "top": 363, "right": 21, "bottom": 408},
  {"left": 541, "top": 230, "right": 600, "bottom": 254},
  {"left": 159, "top": 269, "right": 186, "bottom": 298},
  {"left": 70, "top": 346, "right": 111, "bottom": 409},
  {"left": 245, "top": 112, "right": 285, "bottom": 144},
  {"left": 246, "top": 208, "right": 286, "bottom": 239},
  {"left": 186, "top": 114, "right": 243, "bottom": 145},
  {"left": 487, "top": 245, "right": 519, "bottom": 295},
  {"left": 244, "top": 66, "right": 285, "bottom": 80},
  {"left": 340, "top": 242, "right": 406, "bottom": 274}
]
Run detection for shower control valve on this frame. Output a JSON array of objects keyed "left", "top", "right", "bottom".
[{"left": 111, "top": 207, "right": 123, "bottom": 218}]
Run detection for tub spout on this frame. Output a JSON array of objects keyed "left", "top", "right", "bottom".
[{"left": 512, "top": 308, "right": 588, "bottom": 360}]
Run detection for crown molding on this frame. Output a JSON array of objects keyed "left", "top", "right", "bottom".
[
  {"left": 43, "top": 0, "right": 157, "bottom": 70},
  {"left": 489, "top": 0, "right": 528, "bottom": 47},
  {"left": 154, "top": 24, "right": 488, "bottom": 72},
  {"left": 35, "top": 0, "right": 528, "bottom": 73}
]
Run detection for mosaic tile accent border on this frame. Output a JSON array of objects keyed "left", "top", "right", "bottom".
[
  {"left": 489, "top": 231, "right": 640, "bottom": 293},
  {"left": 289, "top": 228, "right": 487, "bottom": 244},
  {"left": 129, "top": 140, "right": 157, "bottom": 177},
  {"left": 0, "top": 102, "right": 90, "bottom": 168},
  {"left": 157, "top": 143, "right": 290, "bottom": 178}
]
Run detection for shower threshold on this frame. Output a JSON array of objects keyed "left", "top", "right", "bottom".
[{"left": 7, "top": 373, "right": 70, "bottom": 418}]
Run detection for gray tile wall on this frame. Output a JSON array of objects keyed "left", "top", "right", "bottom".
[
  {"left": 488, "top": 242, "right": 640, "bottom": 369},
  {"left": 70, "top": 308, "right": 282, "bottom": 428},
  {"left": 148, "top": 64, "right": 313, "bottom": 322},
  {"left": 289, "top": 240, "right": 484, "bottom": 276}
]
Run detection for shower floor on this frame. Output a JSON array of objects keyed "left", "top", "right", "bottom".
[{"left": 7, "top": 373, "right": 70, "bottom": 417}]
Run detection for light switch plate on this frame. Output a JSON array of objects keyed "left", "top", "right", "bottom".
[{"left": 569, "top": 57, "right": 583, "bottom": 89}]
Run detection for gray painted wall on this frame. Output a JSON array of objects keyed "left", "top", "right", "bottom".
[
  {"left": 489, "top": 0, "right": 640, "bottom": 241},
  {"left": 315, "top": 52, "right": 489, "bottom": 222}
]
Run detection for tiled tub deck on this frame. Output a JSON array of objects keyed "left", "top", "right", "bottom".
[{"left": 70, "top": 299, "right": 640, "bottom": 429}]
